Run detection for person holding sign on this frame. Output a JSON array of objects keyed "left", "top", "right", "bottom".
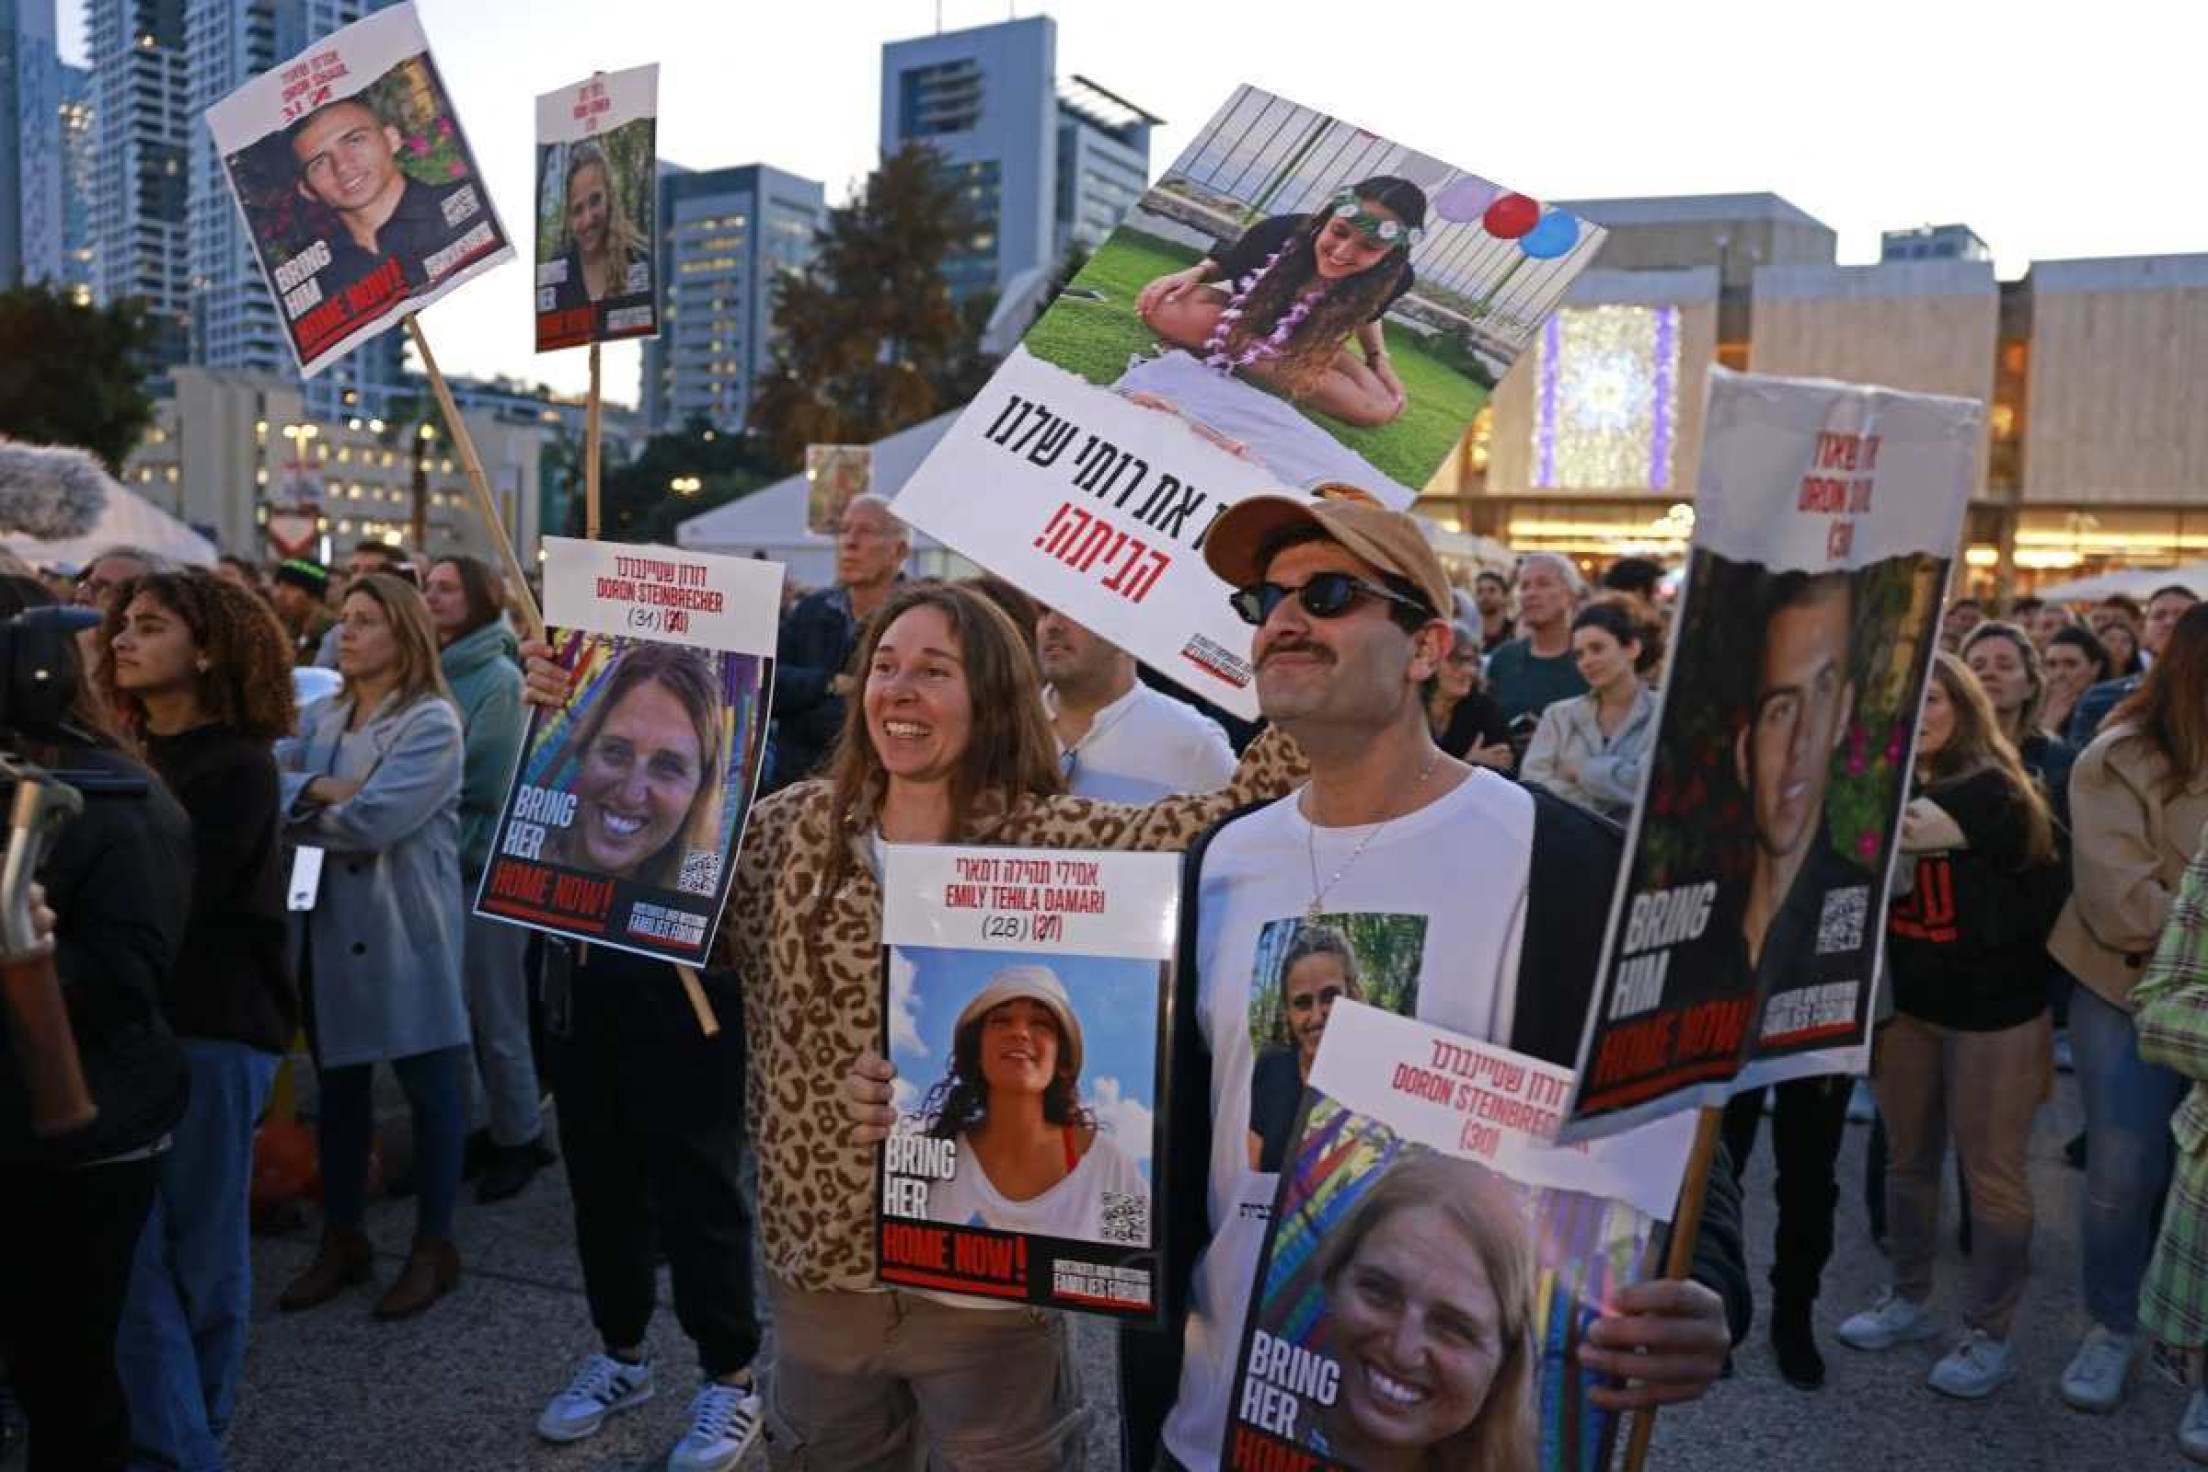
[
  {"left": 915, "top": 965, "right": 1148, "bottom": 1241},
  {"left": 1084, "top": 496, "right": 1741, "bottom": 1471},
  {"left": 1135, "top": 177, "right": 1424, "bottom": 429},
  {"left": 530, "top": 582, "right": 1304, "bottom": 1470}
]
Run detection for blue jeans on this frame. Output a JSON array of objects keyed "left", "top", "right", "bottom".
[
  {"left": 2073, "top": 983, "right": 2187, "bottom": 1333},
  {"left": 317, "top": 1045, "right": 469, "bottom": 1242},
  {"left": 117, "top": 1039, "right": 279, "bottom": 1472}
]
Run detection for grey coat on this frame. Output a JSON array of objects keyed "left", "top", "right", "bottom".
[{"left": 278, "top": 691, "right": 469, "bottom": 1069}]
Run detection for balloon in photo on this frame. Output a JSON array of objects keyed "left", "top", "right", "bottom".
[
  {"left": 1483, "top": 192, "right": 1541, "bottom": 240},
  {"left": 1433, "top": 175, "right": 1502, "bottom": 224},
  {"left": 1519, "top": 210, "right": 1583, "bottom": 260}
]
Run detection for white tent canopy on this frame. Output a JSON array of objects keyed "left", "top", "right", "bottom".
[{"left": 2032, "top": 562, "right": 2208, "bottom": 603}]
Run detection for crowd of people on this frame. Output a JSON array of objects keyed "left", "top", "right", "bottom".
[{"left": 1, "top": 501, "right": 2203, "bottom": 1470}]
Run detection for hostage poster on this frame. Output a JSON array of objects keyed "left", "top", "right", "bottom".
[
  {"left": 474, "top": 537, "right": 780, "bottom": 967},
  {"left": 205, "top": 2, "right": 511, "bottom": 377},
  {"left": 889, "top": 85, "right": 1604, "bottom": 719},
  {"left": 1224, "top": 1002, "right": 1695, "bottom": 1472},
  {"left": 535, "top": 64, "right": 658, "bottom": 351},
  {"left": 876, "top": 845, "right": 1178, "bottom": 1320},
  {"left": 1558, "top": 368, "right": 1983, "bottom": 1144}
]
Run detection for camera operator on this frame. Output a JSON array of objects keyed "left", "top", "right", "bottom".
[{"left": 0, "top": 573, "right": 193, "bottom": 1472}]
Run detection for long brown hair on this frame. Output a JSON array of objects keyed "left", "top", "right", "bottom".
[
  {"left": 97, "top": 570, "right": 297, "bottom": 741},
  {"left": 812, "top": 582, "right": 1062, "bottom": 934},
  {"left": 1960, "top": 619, "right": 2048, "bottom": 741},
  {"left": 1221, "top": 176, "right": 1425, "bottom": 399},
  {"left": 2110, "top": 602, "right": 2208, "bottom": 793},
  {"left": 338, "top": 573, "right": 452, "bottom": 713},
  {"left": 430, "top": 554, "right": 506, "bottom": 642},
  {"left": 547, "top": 642, "right": 725, "bottom": 888},
  {"left": 1921, "top": 652, "right": 2056, "bottom": 866},
  {"left": 1312, "top": 1150, "right": 1537, "bottom": 1472}
]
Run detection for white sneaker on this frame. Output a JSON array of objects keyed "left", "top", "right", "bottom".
[
  {"left": 536, "top": 1352, "right": 655, "bottom": 1443},
  {"left": 2179, "top": 1387, "right": 2208, "bottom": 1464},
  {"left": 1929, "top": 1330, "right": 2016, "bottom": 1399},
  {"left": 1836, "top": 1289, "right": 1940, "bottom": 1351},
  {"left": 2059, "top": 1325, "right": 2138, "bottom": 1412},
  {"left": 668, "top": 1381, "right": 763, "bottom": 1472}
]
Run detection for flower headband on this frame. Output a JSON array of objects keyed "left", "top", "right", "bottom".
[{"left": 1327, "top": 189, "right": 1422, "bottom": 248}]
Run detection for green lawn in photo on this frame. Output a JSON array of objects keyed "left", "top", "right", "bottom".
[{"left": 1024, "top": 227, "right": 1489, "bottom": 492}]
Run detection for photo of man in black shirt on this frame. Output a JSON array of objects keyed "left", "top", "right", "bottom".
[{"left": 287, "top": 93, "right": 486, "bottom": 297}]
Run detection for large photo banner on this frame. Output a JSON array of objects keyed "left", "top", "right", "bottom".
[
  {"left": 1224, "top": 1003, "right": 1695, "bottom": 1472},
  {"left": 890, "top": 84, "right": 1604, "bottom": 719},
  {"left": 535, "top": 64, "right": 658, "bottom": 351},
  {"left": 474, "top": 537, "right": 780, "bottom": 967},
  {"left": 876, "top": 845, "right": 1178, "bottom": 1320},
  {"left": 205, "top": 1, "right": 511, "bottom": 377},
  {"left": 1558, "top": 368, "right": 1984, "bottom": 1144}
]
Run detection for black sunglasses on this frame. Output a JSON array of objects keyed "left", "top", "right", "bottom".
[{"left": 1229, "top": 571, "right": 1431, "bottom": 627}]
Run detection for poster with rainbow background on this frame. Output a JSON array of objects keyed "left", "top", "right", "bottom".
[{"left": 1223, "top": 1003, "right": 1694, "bottom": 1472}]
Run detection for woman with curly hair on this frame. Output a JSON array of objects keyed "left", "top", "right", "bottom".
[
  {"left": 1247, "top": 925, "right": 1365, "bottom": 1171},
  {"left": 552, "top": 141, "right": 650, "bottom": 309},
  {"left": 1136, "top": 175, "right": 1427, "bottom": 428},
  {"left": 914, "top": 965, "right": 1146, "bottom": 1240},
  {"left": 99, "top": 571, "right": 300, "bottom": 1470},
  {"left": 1311, "top": 1151, "right": 1537, "bottom": 1472}
]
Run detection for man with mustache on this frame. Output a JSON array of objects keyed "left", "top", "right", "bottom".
[
  {"left": 1120, "top": 495, "right": 1744, "bottom": 1471},
  {"left": 287, "top": 94, "right": 488, "bottom": 303},
  {"left": 1036, "top": 606, "right": 1234, "bottom": 802}
]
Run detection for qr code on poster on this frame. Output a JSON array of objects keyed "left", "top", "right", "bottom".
[
  {"left": 1099, "top": 1191, "right": 1149, "bottom": 1247},
  {"left": 676, "top": 849, "right": 723, "bottom": 897},
  {"left": 1817, "top": 885, "right": 1869, "bottom": 956}
]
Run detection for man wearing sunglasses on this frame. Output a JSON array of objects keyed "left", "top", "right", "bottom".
[{"left": 1121, "top": 495, "right": 1745, "bottom": 1471}]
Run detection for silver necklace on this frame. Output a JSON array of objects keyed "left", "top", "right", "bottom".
[{"left": 1303, "top": 749, "right": 1442, "bottom": 922}]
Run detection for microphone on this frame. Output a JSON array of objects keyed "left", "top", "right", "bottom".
[{"left": 0, "top": 439, "right": 112, "bottom": 541}]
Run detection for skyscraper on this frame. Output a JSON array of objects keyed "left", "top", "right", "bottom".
[
  {"left": 879, "top": 14, "right": 1154, "bottom": 303},
  {"left": 58, "top": 61, "right": 93, "bottom": 299},
  {"left": 2, "top": 0, "right": 63, "bottom": 286},
  {"left": 640, "top": 162, "right": 826, "bottom": 434},
  {"left": 88, "top": 0, "right": 190, "bottom": 371}
]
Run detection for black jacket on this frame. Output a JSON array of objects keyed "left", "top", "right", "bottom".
[
  {"left": 1116, "top": 783, "right": 1751, "bottom": 1467},
  {"left": 0, "top": 748, "right": 193, "bottom": 1167},
  {"left": 768, "top": 585, "right": 861, "bottom": 792},
  {"left": 144, "top": 726, "right": 296, "bottom": 1053}
]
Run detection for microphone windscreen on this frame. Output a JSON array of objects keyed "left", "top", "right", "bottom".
[{"left": 0, "top": 439, "right": 114, "bottom": 541}]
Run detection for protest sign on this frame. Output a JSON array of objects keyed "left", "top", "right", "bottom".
[
  {"left": 474, "top": 537, "right": 780, "bottom": 967},
  {"left": 889, "top": 85, "right": 1603, "bottom": 719},
  {"left": 1558, "top": 368, "right": 1983, "bottom": 1144},
  {"left": 534, "top": 64, "right": 658, "bottom": 352},
  {"left": 805, "top": 445, "right": 872, "bottom": 536},
  {"left": 876, "top": 845, "right": 1178, "bottom": 1319},
  {"left": 1223, "top": 1002, "right": 1695, "bottom": 1472},
  {"left": 205, "top": 2, "right": 511, "bottom": 378}
]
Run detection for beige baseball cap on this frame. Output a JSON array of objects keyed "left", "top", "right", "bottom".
[{"left": 1203, "top": 489, "right": 1453, "bottom": 622}]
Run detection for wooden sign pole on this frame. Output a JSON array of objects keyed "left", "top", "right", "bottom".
[
  {"left": 410, "top": 314, "right": 719, "bottom": 1037},
  {"left": 584, "top": 341, "right": 603, "bottom": 540},
  {"left": 1620, "top": 1103, "right": 1727, "bottom": 1472}
]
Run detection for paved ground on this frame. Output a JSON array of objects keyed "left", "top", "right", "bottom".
[{"left": 204, "top": 1069, "right": 2189, "bottom": 1471}]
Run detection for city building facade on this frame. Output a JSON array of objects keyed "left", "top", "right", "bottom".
[
  {"left": 2, "top": 0, "right": 63, "bottom": 286},
  {"left": 88, "top": 0, "right": 190, "bottom": 371},
  {"left": 58, "top": 59, "right": 91, "bottom": 298},
  {"left": 639, "top": 161, "right": 825, "bottom": 433}
]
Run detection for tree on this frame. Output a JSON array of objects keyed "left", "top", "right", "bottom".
[
  {"left": 593, "top": 417, "right": 776, "bottom": 545},
  {"left": 747, "top": 143, "right": 996, "bottom": 469},
  {"left": 0, "top": 283, "right": 155, "bottom": 471}
]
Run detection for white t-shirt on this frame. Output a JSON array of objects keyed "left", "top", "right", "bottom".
[
  {"left": 1160, "top": 770, "right": 1536, "bottom": 1470},
  {"left": 1049, "top": 682, "right": 1237, "bottom": 804},
  {"left": 925, "top": 1129, "right": 1150, "bottom": 1245}
]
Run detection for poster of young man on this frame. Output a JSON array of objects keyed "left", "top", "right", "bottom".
[
  {"left": 474, "top": 537, "right": 780, "bottom": 967},
  {"left": 888, "top": 85, "right": 1603, "bottom": 720},
  {"left": 875, "top": 844, "right": 1178, "bottom": 1319},
  {"left": 805, "top": 444, "right": 872, "bottom": 537},
  {"left": 534, "top": 63, "right": 658, "bottom": 351},
  {"left": 1224, "top": 1002, "right": 1695, "bottom": 1472},
  {"left": 205, "top": 2, "right": 511, "bottom": 378},
  {"left": 1557, "top": 368, "right": 1983, "bottom": 1144}
]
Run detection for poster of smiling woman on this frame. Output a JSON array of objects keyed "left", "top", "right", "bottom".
[
  {"left": 535, "top": 64, "right": 658, "bottom": 351},
  {"left": 1224, "top": 1003, "right": 1695, "bottom": 1472},
  {"left": 474, "top": 537, "right": 780, "bottom": 967},
  {"left": 205, "top": 1, "right": 511, "bottom": 377},
  {"left": 875, "top": 845, "right": 1179, "bottom": 1320}
]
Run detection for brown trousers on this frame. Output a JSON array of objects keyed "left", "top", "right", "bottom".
[
  {"left": 762, "top": 1279, "right": 1088, "bottom": 1471},
  {"left": 1871, "top": 1010, "right": 2052, "bottom": 1338}
]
